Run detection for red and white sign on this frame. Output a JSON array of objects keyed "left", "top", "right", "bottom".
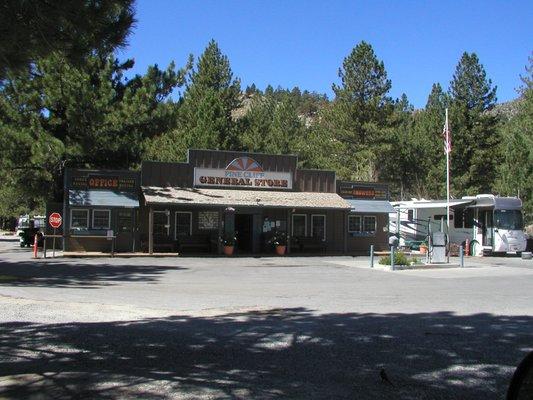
[{"left": 49, "top": 212, "right": 62, "bottom": 229}]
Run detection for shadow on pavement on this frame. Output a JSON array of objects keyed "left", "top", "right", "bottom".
[
  {"left": 0, "top": 259, "right": 185, "bottom": 288},
  {"left": 1, "top": 308, "right": 531, "bottom": 399}
]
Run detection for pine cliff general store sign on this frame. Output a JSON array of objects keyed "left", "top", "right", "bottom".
[{"left": 194, "top": 157, "right": 293, "bottom": 190}]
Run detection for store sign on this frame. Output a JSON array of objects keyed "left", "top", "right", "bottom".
[
  {"left": 194, "top": 157, "right": 292, "bottom": 189},
  {"left": 71, "top": 175, "right": 136, "bottom": 190},
  {"left": 339, "top": 184, "right": 388, "bottom": 200}
]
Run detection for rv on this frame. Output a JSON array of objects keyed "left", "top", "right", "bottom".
[{"left": 389, "top": 195, "right": 527, "bottom": 256}]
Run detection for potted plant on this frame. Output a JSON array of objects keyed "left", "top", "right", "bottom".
[
  {"left": 269, "top": 231, "right": 287, "bottom": 255},
  {"left": 419, "top": 241, "right": 428, "bottom": 254},
  {"left": 220, "top": 233, "right": 236, "bottom": 256}
]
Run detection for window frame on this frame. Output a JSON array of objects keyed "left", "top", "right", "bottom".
[
  {"left": 91, "top": 208, "right": 111, "bottom": 230},
  {"left": 348, "top": 215, "right": 362, "bottom": 233},
  {"left": 291, "top": 214, "right": 307, "bottom": 237},
  {"left": 311, "top": 214, "right": 326, "bottom": 240},
  {"left": 153, "top": 210, "right": 170, "bottom": 236},
  {"left": 70, "top": 208, "right": 89, "bottom": 229},
  {"left": 175, "top": 211, "right": 193, "bottom": 239},
  {"left": 362, "top": 215, "right": 377, "bottom": 235}
]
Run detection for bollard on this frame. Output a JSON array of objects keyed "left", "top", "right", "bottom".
[
  {"left": 460, "top": 245, "right": 464, "bottom": 268},
  {"left": 390, "top": 246, "right": 395, "bottom": 271},
  {"left": 33, "top": 234, "right": 38, "bottom": 259},
  {"left": 370, "top": 245, "right": 374, "bottom": 268}
]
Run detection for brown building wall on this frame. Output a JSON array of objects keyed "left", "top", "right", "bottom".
[{"left": 346, "top": 213, "right": 389, "bottom": 254}]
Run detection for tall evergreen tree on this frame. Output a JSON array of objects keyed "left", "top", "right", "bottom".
[
  {"left": 495, "top": 56, "right": 533, "bottom": 223},
  {"left": 448, "top": 52, "right": 500, "bottom": 194},
  {"left": 179, "top": 40, "right": 241, "bottom": 150},
  {"left": 0, "top": 0, "right": 135, "bottom": 78},
  {"left": 0, "top": 52, "right": 187, "bottom": 214},
  {"left": 324, "top": 41, "right": 394, "bottom": 180}
]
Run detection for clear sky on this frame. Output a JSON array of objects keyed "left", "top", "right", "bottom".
[{"left": 118, "top": 0, "right": 532, "bottom": 108}]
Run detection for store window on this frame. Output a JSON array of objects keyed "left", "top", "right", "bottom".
[
  {"left": 311, "top": 215, "right": 326, "bottom": 240},
  {"left": 153, "top": 211, "right": 170, "bottom": 236},
  {"left": 175, "top": 212, "right": 192, "bottom": 238},
  {"left": 362, "top": 216, "right": 376, "bottom": 234},
  {"left": 92, "top": 209, "right": 111, "bottom": 229},
  {"left": 292, "top": 214, "right": 307, "bottom": 237},
  {"left": 70, "top": 209, "right": 89, "bottom": 229},
  {"left": 348, "top": 215, "right": 361, "bottom": 233}
]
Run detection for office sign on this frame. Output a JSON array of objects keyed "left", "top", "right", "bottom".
[
  {"left": 71, "top": 175, "right": 137, "bottom": 190},
  {"left": 194, "top": 157, "right": 292, "bottom": 189},
  {"left": 338, "top": 182, "right": 389, "bottom": 200}
]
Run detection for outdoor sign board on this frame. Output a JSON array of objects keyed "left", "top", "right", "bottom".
[
  {"left": 338, "top": 182, "right": 389, "bottom": 200},
  {"left": 71, "top": 175, "right": 137, "bottom": 190},
  {"left": 194, "top": 157, "right": 293, "bottom": 190},
  {"left": 48, "top": 212, "right": 62, "bottom": 229}
]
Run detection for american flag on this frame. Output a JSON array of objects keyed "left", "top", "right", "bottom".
[{"left": 443, "top": 118, "right": 451, "bottom": 154}]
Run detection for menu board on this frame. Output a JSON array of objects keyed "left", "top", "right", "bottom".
[{"left": 198, "top": 211, "right": 219, "bottom": 230}]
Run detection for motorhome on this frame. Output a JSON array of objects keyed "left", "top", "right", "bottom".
[{"left": 389, "top": 195, "right": 527, "bottom": 256}]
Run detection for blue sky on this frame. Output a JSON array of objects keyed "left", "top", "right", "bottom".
[{"left": 118, "top": 0, "right": 532, "bottom": 108}]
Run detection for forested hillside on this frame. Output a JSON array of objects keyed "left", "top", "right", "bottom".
[{"left": 1, "top": 7, "right": 531, "bottom": 223}]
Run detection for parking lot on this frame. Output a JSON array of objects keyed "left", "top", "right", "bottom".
[{"left": 1, "top": 238, "right": 532, "bottom": 399}]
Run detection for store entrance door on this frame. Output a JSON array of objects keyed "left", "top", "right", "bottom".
[
  {"left": 115, "top": 208, "right": 135, "bottom": 252},
  {"left": 235, "top": 214, "right": 253, "bottom": 253}
]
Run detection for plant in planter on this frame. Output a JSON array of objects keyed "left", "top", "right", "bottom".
[
  {"left": 268, "top": 231, "right": 287, "bottom": 255},
  {"left": 220, "top": 233, "right": 237, "bottom": 256},
  {"left": 419, "top": 242, "right": 428, "bottom": 254}
]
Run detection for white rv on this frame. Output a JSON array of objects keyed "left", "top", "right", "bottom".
[{"left": 389, "top": 195, "right": 527, "bottom": 256}]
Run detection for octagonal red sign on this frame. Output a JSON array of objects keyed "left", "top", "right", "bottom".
[{"left": 49, "top": 212, "right": 62, "bottom": 229}]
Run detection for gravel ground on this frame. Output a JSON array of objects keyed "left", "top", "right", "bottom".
[{"left": 1, "top": 240, "right": 532, "bottom": 399}]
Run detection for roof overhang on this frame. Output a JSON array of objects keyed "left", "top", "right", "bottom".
[{"left": 141, "top": 186, "right": 351, "bottom": 210}]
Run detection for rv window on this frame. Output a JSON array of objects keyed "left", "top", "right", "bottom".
[
  {"left": 407, "top": 210, "right": 414, "bottom": 221},
  {"left": 464, "top": 208, "right": 474, "bottom": 228},
  {"left": 433, "top": 214, "right": 453, "bottom": 221},
  {"left": 454, "top": 210, "right": 464, "bottom": 228}
]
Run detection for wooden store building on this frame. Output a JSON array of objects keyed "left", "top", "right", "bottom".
[{"left": 59, "top": 149, "right": 394, "bottom": 255}]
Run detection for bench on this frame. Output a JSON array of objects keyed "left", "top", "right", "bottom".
[
  {"left": 140, "top": 234, "right": 177, "bottom": 253},
  {"left": 290, "top": 236, "right": 327, "bottom": 253},
  {"left": 177, "top": 235, "right": 212, "bottom": 253}
]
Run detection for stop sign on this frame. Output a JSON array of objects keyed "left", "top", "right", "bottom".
[{"left": 49, "top": 212, "right": 62, "bottom": 229}]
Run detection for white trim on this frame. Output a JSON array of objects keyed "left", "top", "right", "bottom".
[
  {"left": 175, "top": 211, "right": 193, "bottom": 239},
  {"left": 70, "top": 208, "right": 89, "bottom": 229},
  {"left": 311, "top": 214, "right": 326, "bottom": 240},
  {"left": 153, "top": 210, "right": 170, "bottom": 236},
  {"left": 291, "top": 214, "right": 307, "bottom": 237},
  {"left": 92, "top": 209, "right": 111, "bottom": 230},
  {"left": 363, "top": 215, "right": 377, "bottom": 235},
  {"left": 348, "top": 215, "right": 362, "bottom": 233}
]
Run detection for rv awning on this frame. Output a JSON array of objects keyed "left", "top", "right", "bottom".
[
  {"left": 347, "top": 199, "right": 395, "bottom": 213},
  {"left": 142, "top": 186, "right": 351, "bottom": 210},
  {"left": 392, "top": 199, "right": 473, "bottom": 209},
  {"left": 69, "top": 190, "right": 139, "bottom": 207}
]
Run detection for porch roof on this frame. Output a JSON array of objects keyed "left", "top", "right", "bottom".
[{"left": 141, "top": 186, "right": 351, "bottom": 210}]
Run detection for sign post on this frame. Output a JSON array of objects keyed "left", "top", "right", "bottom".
[{"left": 48, "top": 212, "right": 62, "bottom": 258}]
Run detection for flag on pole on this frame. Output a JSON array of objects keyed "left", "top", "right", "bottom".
[{"left": 443, "top": 117, "right": 451, "bottom": 154}]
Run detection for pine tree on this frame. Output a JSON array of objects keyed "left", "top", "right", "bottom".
[
  {"left": 448, "top": 52, "right": 500, "bottom": 194},
  {"left": 325, "top": 41, "right": 394, "bottom": 180},
  {"left": 0, "top": 0, "right": 135, "bottom": 78},
  {"left": 178, "top": 40, "right": 241, "bottom": 151}
]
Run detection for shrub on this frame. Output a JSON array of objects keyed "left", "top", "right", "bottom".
[{"left": 379, "top": 251, "right": 409, "bottom": 265}]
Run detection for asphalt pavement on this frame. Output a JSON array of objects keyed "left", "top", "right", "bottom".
[{"left": 0, "top": 239, "right": 532, "bottom": 399}]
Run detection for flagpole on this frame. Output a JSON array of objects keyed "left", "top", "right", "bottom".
[{"left": 445, "top": 108, "right": 450, "bottom": 263}]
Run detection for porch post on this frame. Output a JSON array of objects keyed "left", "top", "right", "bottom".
[
  {"left": 287, "top": 208, "right": 292, "bottom": 254},
  {"left": 148, "top": 206, "right": 154, "bottom": 255}
]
